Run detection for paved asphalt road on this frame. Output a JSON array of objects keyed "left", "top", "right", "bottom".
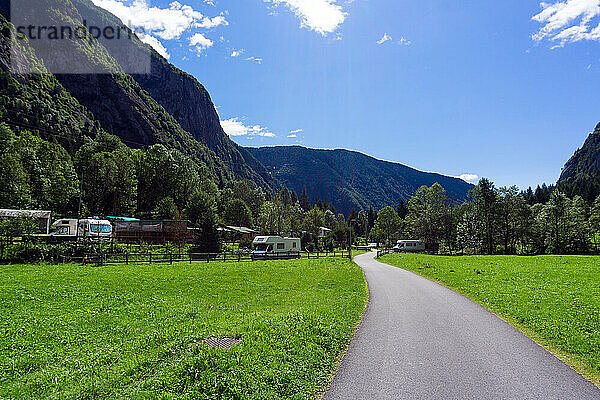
[{"left": 323, "top": 251, "right": 600, "bottom": 400}]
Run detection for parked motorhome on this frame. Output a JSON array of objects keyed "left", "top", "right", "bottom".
[
  {"left": 49, "top": 218, "right": 113, "bottom": 241},
  {"left": 393, "top": 240, "right": 425, "bottom": 253},
  {"left": 252, "top": 236, "right": 301, "bottom": 259}
]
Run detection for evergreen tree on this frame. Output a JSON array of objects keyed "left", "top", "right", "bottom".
[
  {"left": 299, "top": 186, "right": 310, "bottom": 211},
  {"left": 470, "top": 178, "right": 499, "bottom": 254},
  {"left": 186, "top": 190, "right": 221, "bottom": 253},
  {"left": 397, "top": 199, "right": 409, "bottom": 220},
  {"left": 367, "top": 206, "right": 376, "bottom": 237}
]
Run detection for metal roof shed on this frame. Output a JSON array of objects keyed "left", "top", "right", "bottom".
[{"left": 0, "top": 209, "right": 52, "bottom": 234}]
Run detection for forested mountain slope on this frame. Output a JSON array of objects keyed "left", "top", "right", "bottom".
[
  {"left": 0, "top": 0, "right": 274, "bottom": 189},
  {"left": 247, "top": 146, "right": 474, "bottom": 214},
  {"left": 69, "top": 0, "right": 274, "bottom": 188},
  {"left": 558, "top": 123, "right": 600, "bottom": 202}
]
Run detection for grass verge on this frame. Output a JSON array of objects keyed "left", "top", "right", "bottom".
[
  {"left": 379, "top": 253, "right": 600, "bottom": 386},
  {"left": 0, "top": 258, "right": 368, "bottom": 399}
]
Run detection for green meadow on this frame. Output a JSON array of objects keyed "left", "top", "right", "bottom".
[
  {"left": 0, "top": 259, "right": 367, "bottom": 399},
  {"left": 380, "top": 253, "right": 600, "bottom": 384}
]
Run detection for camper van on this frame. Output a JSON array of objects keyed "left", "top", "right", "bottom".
[
  {"left": 393, "top": 240, "right": 425, "bottom": 253},
  {"left": 50, "top": 218, "right": 113, "bottom": 241},
  {"left": 252, "top": 236, "right": 301, "bottom": 259}
]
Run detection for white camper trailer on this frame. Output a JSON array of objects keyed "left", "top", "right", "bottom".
[
  {"left": 50, "top": 218, "right": 113, "bottom": 241},
  {"left": 252, "top": 236, "right": 301, "bottom": 259},
  {"left": 393, "top": 240, "right": 425, "bottom": 253}
]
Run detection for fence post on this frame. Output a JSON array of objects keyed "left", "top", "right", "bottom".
[
  {"left": 170, "top": 253, "right": 173, "bottom": 265},
  {"left": 126, "top": 253, "right": 129, "bottom": 265},
  {"left": 149, "top": 252, "right": 152, "bottom": 264}
]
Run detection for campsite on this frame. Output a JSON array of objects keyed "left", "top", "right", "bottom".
[{"left": 3, "top": 0, "right": 600, "bottom": 398}]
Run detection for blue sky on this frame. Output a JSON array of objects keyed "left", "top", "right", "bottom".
[{"left": 92, "top": 0, "right": 600, "bottom": 189}]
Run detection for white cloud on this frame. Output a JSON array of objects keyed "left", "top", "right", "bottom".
[
  {"left": 377, "top": 33, "right": 392, "bottom": 44},
  {"left": 457, "top": 174, "right": 479, "bottom": 183},
  {"left": 189, "top": 33, "right": 214, "bottom": 53},
  {"left": 398, "top": 36, "right": 412, "bottom": 46},
  {"left": 221, "top": 118, "right": 275, "bottom": 137},
  {"left": 287, "top": 134, "right": 298, "bottom": 138},
  {"left": 377, "top": 33, "right": 411, "bottom": 46},
  {"left": 231, "top": 49, "right": 244, "bottom": 57},
  {"left": 140, "top": 34, "right": 170, "bottom": 59},
  {"left": 246, "top": 56, "right": 263, "bottom": 64},
  {"left": 91, "top": 0, "right": 227, "bottom": 57},
  {"left": 532, "top": 0, "right": 600, "bottom": 47},
  {"left": 265, "top": 0, "right": 347, "bottom": 35},
  {"left": 289, "top": 128, "right": 303, "bottom": 134}
]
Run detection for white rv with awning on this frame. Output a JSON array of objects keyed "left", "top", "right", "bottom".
[
  {"left": 252, "top": 236, "right": 301, "bottom": 259},
  {"left": 50, "top": 218, "right": 113, "bottom": 240}
]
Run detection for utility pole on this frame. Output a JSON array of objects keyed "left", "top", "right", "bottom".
[
  {"left": 77, "top": 170, "right": 83, "bottom": 242},
  {"left": 348, "top": 218, "right": 355, "bottom": 260}
]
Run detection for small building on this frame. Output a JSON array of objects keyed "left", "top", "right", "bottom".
[
  {"left": 219, "top": 226, "right": 259, "bottom": 242},
  {"left": 113, "top": 220, "right": 193, "bottom": 244},
  {"left": 318, "top": 227, "right": 332, "bottom": 238},
  {"left": 0, "top": 209, "right": 52, "bottom": 234}
]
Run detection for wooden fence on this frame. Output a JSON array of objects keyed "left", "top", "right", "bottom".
[
  {"left": 376, "top": 249, "right": 393, "bottom": 258},
  {"left": 65, "top": 250, "right": 352, "bottom": 266}
]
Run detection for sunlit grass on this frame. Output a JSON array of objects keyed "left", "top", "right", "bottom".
[
  {"left": 0, "top": 258, "right": 367, "bottom": 399},
  {"left": 380, "top": 253, "right": 600, "bottom": 383}
]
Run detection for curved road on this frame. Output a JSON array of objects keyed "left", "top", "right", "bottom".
[{"left": 323, "top": 251, "right": 600, "bottom": 400}]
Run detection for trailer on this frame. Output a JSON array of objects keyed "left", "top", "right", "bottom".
[
  {"left": 48, "top": 218, "right": 113, "bottom": 241},
  {"left": 393, "top": 240, "right": 426, "bottom": 253},
  {"left": 252, "top": 236, "right": 301, "bottom": 260}
]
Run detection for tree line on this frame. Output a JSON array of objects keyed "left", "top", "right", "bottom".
[
  {"left": 2, "top": 122, "right": 600, "bottom": 256},
  {"left": 369, "top": 180, "right": 600, "bottom": 255}
]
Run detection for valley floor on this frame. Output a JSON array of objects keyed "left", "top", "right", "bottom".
[{"left": 0, "top": 259, "right": 367, "bottom": 399}]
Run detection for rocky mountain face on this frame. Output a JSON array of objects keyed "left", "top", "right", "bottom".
[
  {"left": 559, "top": 123, "right": 600, "bottom": 182},
  {"left": 1, "top": 0, "right": 274, "bottom": 188},
  {"left": 247, "top": 146, "right": 474, "bottom": 214},
  {"left": 557, "top": 123, "right": 600, "bottom": 202},
  {"left": 71, "top": 0, "right": 274, "bottom": 187}
]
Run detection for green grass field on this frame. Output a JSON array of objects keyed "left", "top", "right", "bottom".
[
  {"left": 0, "top": 258, "right": 368, "bottom": 399},
  {"left": 380, "top": 253, "right": 600, "bottom": 383}
]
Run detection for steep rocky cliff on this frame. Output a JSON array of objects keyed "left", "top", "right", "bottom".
[
  {"left": 559, "top": 123, "right": 600, "bottom": 182},
  {"left": 2, "top": 0, "right": 274, "bottom": 188},
  {"left": 68, "top": 0, "right": 275, "bottom": 188},
  {"left": 557, "top": 123, "right": 600, "bottom": 202}
]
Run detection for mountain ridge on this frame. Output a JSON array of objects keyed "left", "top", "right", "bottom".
[
  {"left": 247, "top": 145, "right": 474, "bottom": 214},
  {"left": 557, "top": 122, "right": 600, "bottom": 202}
]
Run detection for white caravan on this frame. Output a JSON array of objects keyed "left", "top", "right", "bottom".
[
  {"left": 50, "top": 218, "right": 113, "bottom": 240},
  {"left": 252, "top": 236, "right": 301, "bottom": 259},
  {"left": 393, "top": 240, "right": 425, "bottom": 253}
]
